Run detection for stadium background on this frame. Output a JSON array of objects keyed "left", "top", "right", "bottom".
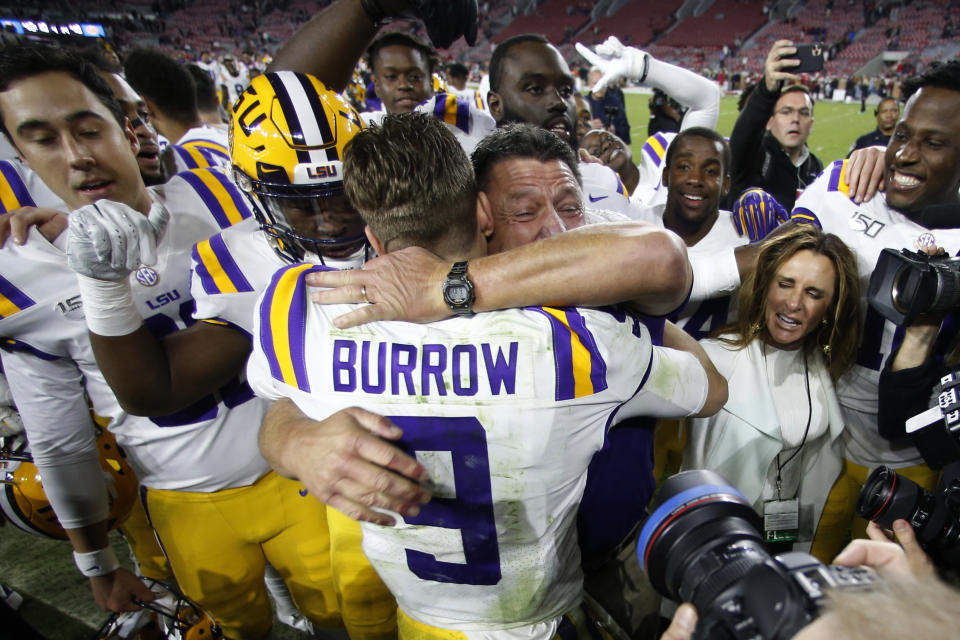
[{"left": 1, "top": 0, "right": 959, "bottom": 637}]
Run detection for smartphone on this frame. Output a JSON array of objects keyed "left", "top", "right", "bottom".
[{"left": 793, "top": 43, "right": 824, "bottom": 73}]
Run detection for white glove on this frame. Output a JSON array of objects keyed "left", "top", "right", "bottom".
[
  {"left": 66, "top": 200, "right": 169, "bottom": 281},
  {"left": 575, "top": 36, "right": 649, "bottom": 93}
]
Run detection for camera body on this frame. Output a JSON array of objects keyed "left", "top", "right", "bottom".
[
  {"left": 639, "top": 470, "right": 876, "bottom": 640},
  {"left": 868, "top": 247, "right": 960, "bottom": 326}
]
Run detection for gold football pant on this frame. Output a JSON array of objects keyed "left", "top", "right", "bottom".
[{"left": 143, "top": 471, "right": 395, "bottom": 639}]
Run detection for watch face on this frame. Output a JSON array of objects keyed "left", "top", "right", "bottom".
[{"left": 446, "top": 284, "right": 469, "bottom": 305}]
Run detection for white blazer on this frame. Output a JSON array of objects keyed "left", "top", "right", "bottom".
[{"left": 683, "top": 337, "right": 846, "bottom": 552}]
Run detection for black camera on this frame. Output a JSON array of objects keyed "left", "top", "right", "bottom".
[
  {"left": 856, "top": 466, "right": 960, "bottom": 569},
  {"left": 603, "top": 104, "right": 620, "bottom": 119},
  {"left": 639, "top": 470, "right": 876, "bottom": 639},
  {"left": 868, "top": 247, "right": 960, "bottom": 326}
]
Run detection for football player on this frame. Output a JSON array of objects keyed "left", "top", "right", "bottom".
[
  {"left": 62, "top": 68, "right": 397, "bottom": 639},
  {"left": 217, "top": 55, "right": 250, "bottom": 113},
  {"left": 788, "top": 61, "right": 960, "bottom": 561},
  {"left": 0, "top": 42, "right": 333, "bottom": 639},
  {"left": 247, "top": 111, "right": 726, "bottom": 639}
]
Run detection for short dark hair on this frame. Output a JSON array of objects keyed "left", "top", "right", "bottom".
[
  {"left": 780, "top": 83, "right": 815, "bottom": 112},
  {"left": 472, "top": 123, "right": 581, "bottom": 192},
  {"left": 365, "top": 32, "right": 438, "bottom": 76},
  {"left": 0, "top": 42, "right": 125, "bottom": 139},
  {"left": 489, "top": 34, "right": 549, "bottom": 92},
  {"left": 123, "top": 48, "right": 198, "bottom": 123},
  {"left": 185, "top": 63, "right": 220, "bottom": 113},
  {"left": 446, "top": 62, "right": 469, "bottom": 80},
  {"left": 344, "top": 112, "right": 477, "bottom": 254},
  {"left": 902, "top": 60, "right": 960, "bottom": 100},
  {"left": 664, "top": 126, "right": 732, "bottom": 177},
  {"left": 75, "top": 46, "right": 121, "bottom": 75}
]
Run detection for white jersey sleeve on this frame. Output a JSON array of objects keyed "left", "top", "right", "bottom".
[
  {"left": 248, "top": 263, "right": 707, "bottom": 634},
  {"left": 2, "top": 348, "right": 108, "bottom": 528},
  {"left": 644, "top": 56, "right": 721, "bottom": 131},
  {"left": 0, "top": 158, "right": 69, "bottom": 213},
  {"left": 0, "top": 230, "right": 118, "bottom": 528}
]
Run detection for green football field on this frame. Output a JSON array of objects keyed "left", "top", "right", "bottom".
[{"left": 622, "top": 92, "right": 885, "bottom": 170}]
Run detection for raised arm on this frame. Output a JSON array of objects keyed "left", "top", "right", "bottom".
[
  {"left": 575, "top": 37, "right": 721, "bottom": 130},
  {"left": 307, "top": 221, "right": 692, "bottom": 327},
  {"left": 268, "top": 0, "right": 478, "bottom": 91}
]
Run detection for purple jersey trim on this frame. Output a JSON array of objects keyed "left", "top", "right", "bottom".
[{"left": 0, "top": 161, "right": 36, "bottom": 211}]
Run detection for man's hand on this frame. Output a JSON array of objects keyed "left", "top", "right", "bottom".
[
  {"left": 89, "top": 568, "right": 156, "bottom": 613},
  {"left": 0, "top": 207, "right": 68, "bottom": 247},
  {"left": 261, "top": 401, "right": 431, "bottom": 525},
  {"left": 764, "top": 40, "right": 799, "bottom": 92},
  {"left": 365, "top": 0, "right": 478, "bottom": 49},
  {"left": 306, "top": 245, "right": 450, "bottom": 328},
  {"left": 845, "top": 145, "right": 886, "bottom": 204},
  {"left": 832, "top": 520, "right": 935, "bottom": 580},
  {"left": 66, "top": 201, "right": 169, "bottom": 280},
  {"left": 732, "top": 188, "right": 790, "bottom": 242},
  {"left": 575, "top": 36, "right": 648, "bottom": 93}
]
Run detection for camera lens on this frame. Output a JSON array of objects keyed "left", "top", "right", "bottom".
[
  {"left": 855, "top": 466, "right": 930, "bottom": 529},
  {"left": 638, "top": 470, "right": 767, "bottom": 606}
]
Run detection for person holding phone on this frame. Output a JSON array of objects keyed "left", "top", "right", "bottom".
[{"left": 727, "top": 40, "right": 823, "bottom": 211}]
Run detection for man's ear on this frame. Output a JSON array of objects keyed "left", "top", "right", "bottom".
[
  {"left": 661, "top": 166, "right": 670, "bottom": 189},
  {"left": 721, "top": 173, "right": 731, "bottom": 197},
  {"left": 476, "top": 193, "right": 494, "bottom": 238},
  {"left": 766, "top": 115, "right": 774, "bottom": 132},
  {"left": 364, "top": 225, "right": 386, "bottom": 256},
  {"left": 487, "top": 91, "right": 503, "bottom": 122},
  {"left": 124, "top": 118, "right": 140, "bottom": 156},
  {"left": 477, "top": 191, "right": 494, "bottom": 238}
]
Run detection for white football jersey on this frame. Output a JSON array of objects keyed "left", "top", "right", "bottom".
[
  {"left": 793, "top": 159, "right": 960, "bottom": 466},
  {"left": 168, "top": 125, "right": 231, "bottom": 173},
  {"left": 632, "top": 207, "right": 746, "bottom": 339},
  {"left": 0, "top": 158, "right": 69, "bottom": 213},
  {"left": 362, "top": 91, "right": 496, "bottom": 156},
  {"left": 248, "top": 263, "right": 709, "bottom": 634},
  {"left": 190, "top": 217, "right": 367, "bottom": 334},
  {"left": 0, "top": 168, "right": 270, "bottom": 493}
]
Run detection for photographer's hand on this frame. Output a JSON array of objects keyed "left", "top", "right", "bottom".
[{"left": 832, "top": 520, "right": 935, "bottom": 580}]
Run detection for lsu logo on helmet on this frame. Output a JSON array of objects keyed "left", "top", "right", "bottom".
[{"left": 0, "top": 425, "right": 137, "bottom": 539}]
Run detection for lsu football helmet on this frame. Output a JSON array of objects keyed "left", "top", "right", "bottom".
[
  {"left": 231, "top": 70, "right": 367, "bottom": 263},
  {"left": 0, "top": 425, "right": 137, "bottom": 539},
  {"left": 96, "top": 579, "right": 223, "bottom": 640}
]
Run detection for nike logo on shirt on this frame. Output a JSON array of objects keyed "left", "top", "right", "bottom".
[{"left": 588, "top": 194, "right": 608, "bottom": 203}]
